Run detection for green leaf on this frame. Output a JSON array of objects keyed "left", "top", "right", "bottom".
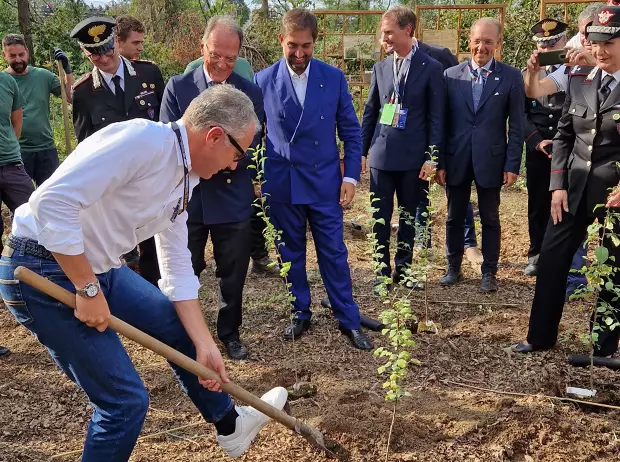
[{"left": 596, "top": 246, "right": 609, "bottom": 264}]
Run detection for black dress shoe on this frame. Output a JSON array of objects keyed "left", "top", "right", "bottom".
[
  {"left": 251, "top": 257, "right": 280, "bottom": 277},
  {"left": 224, "top": 340, "right": 248, "bottom": 360},
  {"left": 320, "top": 299, "right": 385, "bottom": 332},
  {"left": 339, "top": 327, "right": 373, "bottom": 350},
  {"left": 440, "top": 268, "right": 463, "bottom": 286},
  {"left": 481, "top": 273, "right": 498, "bottom": 292},
  {"left": 0, "top": 345, "right": 10, "bottom": 357},
  {"left": 512, "top": 342, "right": 537, "bottom": 354},
  {"left": 283, "top": 318, "right": 311, "bottom": 340}
]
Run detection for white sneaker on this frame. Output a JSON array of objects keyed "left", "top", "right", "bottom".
[{"left": 216, "top": 386, "right": 288, "bottom": 457}]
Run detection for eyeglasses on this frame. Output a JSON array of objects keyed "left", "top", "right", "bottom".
[
  {"left": 227, "top": 133, "right": 246, "bottom": 162},
  {"left": 85, "top": 48, "right": 115, "bottom": 61},
  {"left": 206, "top": 47, "right": 237, "bottom": 65}
]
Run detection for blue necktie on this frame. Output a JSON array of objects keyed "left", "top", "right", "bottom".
[{"left": 472, "top": 68, "right": 487, "bottom": 112}]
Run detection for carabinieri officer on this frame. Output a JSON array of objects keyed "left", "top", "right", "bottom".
[{"left": 515, "top": 6, "right": 620, "bottom": 357}]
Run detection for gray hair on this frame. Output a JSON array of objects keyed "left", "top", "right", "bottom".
[
  {"left": 578, "top": 3, "right": 604, "bottom": 23},
  {"left": 471, "top": 17, "right": 503, "bottom": 39},
  {"left": 201, "top": 15, "right": 243, "bottom": 50},
  {"left": 182, "top": 84, "right": 260, "bottom": 138}
]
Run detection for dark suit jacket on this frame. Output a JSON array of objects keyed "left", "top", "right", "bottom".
[
  {"left": 72, "top": 58, "right": 165, "bottom": 142},
  {"left": 254, "top": 58, "right": 361, "bottom": 204},
  {"left": 443, "top": 60, "right": 525, "bottom": 188},
  {"left": 159, "top": 67, "right": 264, "bottom": 225},
  {"left": 360, "top": 49, "right": 446, "bottom": 171},
  {"left": 417, "top": 41, "right": 458, "bottom": 71},
  {"left": 551, "top": 66, "right": 620, "bottom": 217}
]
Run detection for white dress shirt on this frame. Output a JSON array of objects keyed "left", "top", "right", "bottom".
[
  {"left": 12, "top": 119, "right": 201, "bottom": 302},
  {"left": 601, "top": 69, "right": 620, "bottom": 92},
  {"left": 549, "top": 65, "right": 569, "bottom": 92},
  {"left": 286, "top": 59, "right": 357, "bottom": 185},
  {"left": 203, "top": 65, "right": 226, "bottom": 86},
  {"left": 566, "top": 32, "right": 581, "bottom": 50},
  {"left": 99, "top": 58, "right": 125, "bottom": 94},
  {"left": 286, "top": 59, "right": 311, "bottom": 107}
]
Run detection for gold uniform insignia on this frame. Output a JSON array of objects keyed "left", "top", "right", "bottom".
[
  {"left": 142, "top": 83, "right": 147, "bottom": 88},
  {"left": 613, "top": 114, "right": 620, "bottom": 121},
  {"left": 140, "top": 100, "right": 146, "bottom": 105},
  {"left": 541, "top": 20, "right": 557, "bottom": 37},
  {"left": 150, "top": 84, "right": 155, "bottom": 89},
  {"left": 88, "top": 24, "right": 106, "bottom": 43}
]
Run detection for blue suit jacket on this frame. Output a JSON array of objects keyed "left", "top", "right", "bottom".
[
  {"left": 254, "top": 58, "right": 361, "bottom": 204},
  {"left": 159, "top": 68, "right": 264, "bottom": 225},
  {"left": 443, "top": 60, "right": 525, "bottom": 188},
  {"left": 360, "top": 49, "right": 446, "bottom": 171}
]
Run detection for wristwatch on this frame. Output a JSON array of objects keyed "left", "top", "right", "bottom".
[{"left": 76, "top": 280, "right": 101, "bottom": 299}]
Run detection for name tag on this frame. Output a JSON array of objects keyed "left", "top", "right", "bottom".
[{"left": 380, "top": 103, "right": 397, "bottom": 125}]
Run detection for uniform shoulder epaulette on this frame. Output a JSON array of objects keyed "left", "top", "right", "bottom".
[
  {"left": 72, "top": 72, "right": 91, "bottom": 90},
  {"left": 569, "top": 65, "right": 594, "bottom": 76},
  {"left": 132, "top": 59, "right": 156, "bottom": 65}
]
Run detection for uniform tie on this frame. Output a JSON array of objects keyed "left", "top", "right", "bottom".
[
  {"left": 599, "top": 74, "right": 614, "bottom": 108},
  {"left": 112, "top": 75, "right": 124, "bottom": 112}
]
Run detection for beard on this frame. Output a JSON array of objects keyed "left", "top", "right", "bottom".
[
  {"left": 9, "top": 61, "right": 27, "bottom": 74},
  {"left": 287, "top": 55, "right": 310, "bottom": 73}
]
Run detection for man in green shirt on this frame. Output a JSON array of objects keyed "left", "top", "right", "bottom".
[
  {"left": 0, "top": 61, "right": 35, "bottom": 358},
  {"left": 184, "top": 55, "right": 254, "bottom": 81},
  {"left": 2, "top": 34, "right": 74, "bottom": 186}
]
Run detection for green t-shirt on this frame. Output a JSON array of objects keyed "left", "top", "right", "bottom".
[
  {"left": 0, "top": 72, "right": 24, "bottom": 165},
  {"left": 8, "top": 66, "right": 61, "bottom": 152},
  {"left": 184, "top": 56, "right": 254, "bottom": 81}
]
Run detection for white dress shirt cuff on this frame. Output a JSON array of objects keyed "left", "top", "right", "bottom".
[
  {"left": 343, "top": 177, "right": 357, "bottom": 186},
  {"left": 158, "top": 276, "right": 200, "bottom": 302},
  {"left": 37, "top": 223, "right": 85, "bottom": 255}
]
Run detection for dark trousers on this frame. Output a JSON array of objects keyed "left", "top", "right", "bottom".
[
  {"left": 21, "top": 148, "right": 60, "bottom": 187},
  {"left": 268, "top": 200, "right": 361, "bottom": 330},
  {"left": 416, "top": 181, "right": 477, "bottom": 248},
  {"left": 250, "top": 205, "right": 268, "bottom": 261},
  {"left": 527, "top": 197, "right": 620, "bottom": 356},
  {"left": 370, "top": 168, "right": 423, "bottom": 277},
  {"left": 138, "top": 237, "right": 160, "bottom": 287},
  {"left": 526, "top": 149, "right": 552, "bottom": 258},
  {"left": 446, "top": 180, "right": 501, "bottom": 275},
  {"left": 0, "top": 164, "right": 34, "bottom": 252},
  {"left": 187, "top": 218, "right": 251, "bottom": 343}
]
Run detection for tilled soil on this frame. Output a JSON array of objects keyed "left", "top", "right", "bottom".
[{"left": 1, "top": 179, "right": 619, "bottom": 462}]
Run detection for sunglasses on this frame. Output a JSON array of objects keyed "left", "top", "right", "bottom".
[{"left": 228, "top": 133, "right": 246, "bottom": 162}]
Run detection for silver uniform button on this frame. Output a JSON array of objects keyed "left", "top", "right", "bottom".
[
  {"left": 549, "top": 114, "right": 553, "bottom": 118},
  {"left": 588, "top": 145, "right": 593, "bottom": 151},
  {"left": 571, "top": 108, "right": 576, "bottom": 113},
  {"left": 549, "top": 126, "right": 553, "bottom": 130},
  {"left": 591, "top": 129, "right": 596, "bottom": 134},
  {"left": 587, "top": 161, "right": 592, "bottom": 167}
]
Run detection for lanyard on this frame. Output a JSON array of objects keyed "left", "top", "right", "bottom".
[
  {"left": 391, "top": 47, "right": 415, "bottom": 104},
  {"left": 468, "top": 59, "right": 493, "bottom": 82},
  {"left": 170, "top": 121, "right": 189, "bottom": 221}
]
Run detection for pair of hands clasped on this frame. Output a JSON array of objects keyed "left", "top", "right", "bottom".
[{"left": 361, "top": 157, "right": 519, "bottom": 188}]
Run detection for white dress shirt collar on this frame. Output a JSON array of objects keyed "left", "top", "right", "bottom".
[
  {"left": 470, "top": 58, "right": 494, "bottom": 72},
  {"left": 394, "top": 47, "right": 414, "bottom": 62},
  {"left": 601, "top": 69, "right": 620, "bottom": 83},
  {"left": 173, "top": 119, "right": 192, "bottom": 171},
  {"left": 99, "top": 58, "right": 125, "bottom": 92},
  {"left": 286, "top": 58, "right": 311, "bottom": 81},
  {"left": 203, "top": 64, "right": 227, "bottom": 86},
  {"left": 286, "top": 59, "right": 311, "bottom": 107}
]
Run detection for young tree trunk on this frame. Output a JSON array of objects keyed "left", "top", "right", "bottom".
[
  {"left": 17, "top": 0, "right": 34, "bottom": 63},
  {"left": 261, "top": 0, "right": 269, "bottom": 16}
]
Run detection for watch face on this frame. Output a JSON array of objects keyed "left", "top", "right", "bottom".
[{"left": 85, "top": 284, "right": 98, "bottom": 297}]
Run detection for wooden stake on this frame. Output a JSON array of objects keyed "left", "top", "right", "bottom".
[{"left": 56, "top": 61, "right": 72, "bottom": 156}]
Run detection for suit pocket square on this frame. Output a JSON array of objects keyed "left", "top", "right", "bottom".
[{"left": 494, "top": 92, "right": 503, "bottom": 96}]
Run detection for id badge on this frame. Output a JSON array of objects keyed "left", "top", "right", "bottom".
[
  {"left": 394, "top": 108, "right": 408, "bottom": 129},
  {"left": 380, "top": 103, "right": 397, "bottom": 125},
  {"left": 391, "top": 104, "right": 401, "bottom": 127}
]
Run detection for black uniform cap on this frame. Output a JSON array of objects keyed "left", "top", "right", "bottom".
[
  {"left": 531, "top": 18, "right": 568, "bottom": 46},
  {"left": 70, "top": 16, "right": 116, "bottom": 54},
  {"left": 586, "top": 6, "right": 620, "bottom": 42}
]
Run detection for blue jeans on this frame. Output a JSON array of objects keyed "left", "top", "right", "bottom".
[
  {"left": 0, "top": 250, "right": 232, "bottom": 461},
  {"left": 416, "top": 191, "right": 477, "bottom": 249}
]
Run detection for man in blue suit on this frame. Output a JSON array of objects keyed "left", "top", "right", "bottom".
[
  {"left": 254, "top": 8, "right": 372, "bottom": 350},
  {"left": 360, "top": 7, "right": 445, "bottom": 292},
  {"left": 413, "top": 39, "right": 482, "bottom": 264},
  {"left": 160, "top": 16, "right": 264, "bottom": 360},
  {"left": 439, "top": 18, "right": 524, "bottom": 292}
]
